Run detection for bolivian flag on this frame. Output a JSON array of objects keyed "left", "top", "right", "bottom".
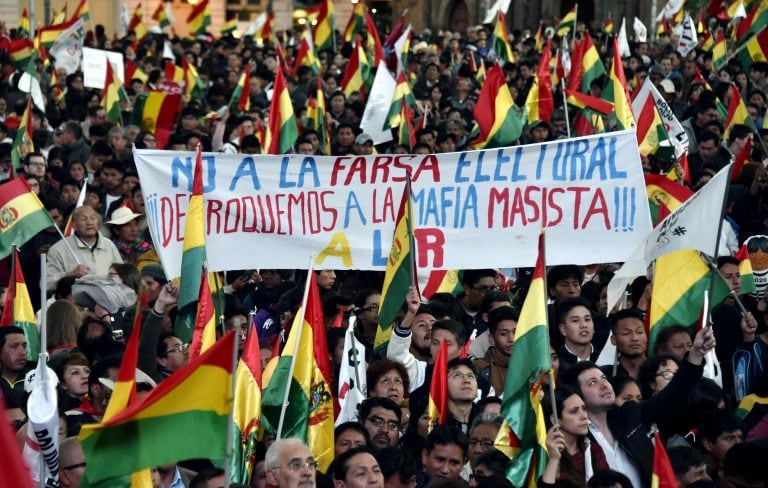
[
  {"left": 495, "top": 232, "right": 550, "bottom": 488},
  {"left": 73, "top": 0, "right": 90, "bottom": 21},
  {"left": 175, "top": 145, "right": 207, "bottom": 343},
  {"left": 385, "top": 71, "right": 416, "bottom": 129},
  {"left": 230, "top": 63, "right": 253, "bottom": 113},
  {"left": 422, "top": 270, "right": 463, "bottom": 299},
  {"left": 101, "top": 62, "right": 126, "bottom": 125},
  {"left": 306, "top": 76, "right": 331, "bottom": 155},
  {"left": 525, "top": 38, "right": 554, "bottom": 124},
  {"left": 0, "top": 248, "right": 40, "bottom": 360},
  {"left": 80, "top": 330, "right": 236, "bottom": 484},
  {"left": 604, "top": 36, "right": 635, "bottom": 130},
  {"left": 17, "top": 8, "right": 30, "bottom": 38},
  {"left": 472, "top": 64, "right": 523, "bottom": 148},
  {"left": 221, "top": 14, "right": 238, "bottom": 36},
  {"left": 374, "top": 178, "right": 417, "bottom": 354},
  {"left": 261, "top": 273, "right": 335, "bottom": 472},
  {"left": 645, "top": 173, "right": 693, "bottom": 224},
  {"left": 492, "top": 11, "right": 516, "bottom": 63},
  {"left": 713, "top": 29, "right": 727, "bottom": 69},
  {"left": 568, "top": 33, "right": 606, "bottom": 94},
  {"left": 636, "top": 97, "right": 673, "bottom": 161},
  {"left": 651, "top": 432, "right": 677, "bottom": 488},
  {"left": 308, "top": 0, "right": 335, "bottom": 51},
  {"left": 189, "top": 267, "right": 217, "bottom": 359},
  {"left": 231, "top": 321, "right": 263, "bottom": 485},
  {"left": 556, "top": 6, "right": 577, "bottom": 36},
  {"left": 131, "top": 91, "right": 181, "bottom": 149},
  {"left": 187, "top": 0, "right": 211, "bottom": 36},
  {"left": 0, "top": 178, "right": 54, "bottom": 260},
  {"left": 398, "top": 99, "right": 416, "bottom": 149},
  {"left": 724, "top": 83, "right": 757, "bottom": 139},
  {"left": 648, "top": 249, "right": 731, "bottom": 353},
  {"left": 343, "top": 1, "right": 366, "bottom": 42},
  {"left": 735, "top": 245, "right": 757, "bottom": 295},
  {"left": 264, "top": 68, "right": 298, "bottom": 154},
  {"left": 341, "top": 37, "right": 371, "bottom": 99},
  {"left": 152, "top": 1, "right": 171, "bottom": 30}
]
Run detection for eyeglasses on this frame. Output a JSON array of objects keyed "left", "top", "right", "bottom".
[
  {"left": 449, "top": 371, "right": 477, "bottom": 381},
  {"left": 470, "top": 472, "right": 488, "bottom": 482},
  {"left": 468, "top": 439, "right": 494, "bottom": 448},
  {"left": 62, "top": 462, "right": 87, "bottom": 471},
  {"left": 167, "top": 343, "right": 189, "bottom": 354},
  {"left": 361, "top": 303, "right": 379, "bottom": 312},
  {"left": 472, "top": 285, "right": 499, "bottom": 293},
  {"left": 365, "top": 416, "right": 400, "bottom": 432},
  {"left": 283, "top": 460, "right": 319, "bottom": 472},
  {"left": 656, "top": 370, "right": 675, "bottom": 380}
]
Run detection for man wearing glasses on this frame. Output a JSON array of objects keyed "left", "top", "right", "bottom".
[
  {"left": 446, "top": 359, "right": 479, "bottom": 433},
  {"left": 458, "top": 269, "right": 499, "bottom": 335},
  {"left": 155, "top": 333, "right": 189, "bottom": 381},
  {"left": 265, "top": 438, "right": 318, "bottom": 488},
  {"left": 358, "top": 397, "right": 402, "bottom": 450},
  {"left": 59, "top": 437, "right": 87, "bottom": 488}
]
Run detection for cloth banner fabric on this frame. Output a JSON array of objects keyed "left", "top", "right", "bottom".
[{"left": 134, "top": 130, "right": 652, "bottom": 278}]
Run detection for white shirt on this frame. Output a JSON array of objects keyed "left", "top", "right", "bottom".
[{"left": 588, "top": 420, "right": 643, "bottom": 488}]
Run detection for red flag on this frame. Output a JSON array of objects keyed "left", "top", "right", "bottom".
[
  {"left": 427, "top": 340, "right": 448, "bottom": 431},
  {"left": 652, "top": 432, "right": 679, "bottom": 488},
  {"left": 0, "top": 396, "right": 34, "bottom": 487},
  {"left": 731, "top": 136, "right": 753, "bottom": 183},
  {"left": 458, "top": 338, "right": 471, "bottom": 359}
]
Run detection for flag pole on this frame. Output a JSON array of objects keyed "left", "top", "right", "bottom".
[
  {"left": 406, "top": 174, "right": 417, "bottom": 289},
  {"left": 560, "top": 78, "right": 572, "bottom": 138},
  {"left": 539, "top": 231, "right": 559, "bottom": 426},
  {"left": 39, "top": 252, "right": 47, "bottom": 355},
  {"left": 700, "top": 253, "right": 750, "bottom": 316},
  {"left": 276, "top": 255, "right": 315, "bottom": 439},
  {"left": 52, "top": 222, "right": 82, "bottom": 266},
  {"left": 223, "top": 323, "right": 239, "bottom": 488}
]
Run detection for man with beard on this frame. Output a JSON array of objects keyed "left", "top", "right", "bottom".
[
  {"left": 359, "top": 397, "right": 402, "bottom": 450},
  {"left": 601, "top": 309, "right": 648, "bottom": 380}
]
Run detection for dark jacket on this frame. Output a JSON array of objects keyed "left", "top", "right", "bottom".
[{"left": 601, "top": 359, "right": 704, "bottom": 488}]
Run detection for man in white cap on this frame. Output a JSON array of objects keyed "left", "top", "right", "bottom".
[
  {"left": 46, "top": 206, "right": 123, "bottom": 291},
  {"left": 354, "top": 133, "right": 375, "bottom": 155}
]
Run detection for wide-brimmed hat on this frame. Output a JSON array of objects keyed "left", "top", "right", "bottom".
[{"left": 106, "top": 207, "right": 143, "bottom": 226}]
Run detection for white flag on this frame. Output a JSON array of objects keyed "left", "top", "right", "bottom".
[
  {"left": 633, "top": 17, "right": 648, "bottom": 42},
  {"left": 245, "top": 12, "right": 268, "bottom": 38},
  {"left": 163, "top": 41, "right": 175, "bottom": 60},
  {"left": 656, "top": 0, "right": 685, "bottom": 21},
  {"left": 23, "top": 356, "right": 59, "bottom": 486},
  {"left": 49, "top": 18, "right": 85, "bottom": 75},
  {"left": 618, "top": 18, "right": 632, "bottom": 58},
  {"left": 733, "top": 2, "right": 747, "bottom": 20},
  {"left": 483, "top": 0, "right": 513, "bottom": 24},
  {"left": 336, "top": 317, "right": 367, "bottom": 426},
  {"left": 632, "top": 78, "right": 689, "bottom": 157},
  {"left": 607, "top": 164, "right": 733, "bottom": 312},
  {"left": 360, "top": 61, "right": 396, "bottom": 145},
  {"left": 677, "top": 14, "right": 698, "bottom": 56}
]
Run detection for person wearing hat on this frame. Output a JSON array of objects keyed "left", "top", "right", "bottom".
[
  {"left": 354, "top": 133, "right": 375, "bottom": 155},
  {"left": 46, "top": 206, "right": 123, "bottom": 292},
  {"left": 657, "top": 79, "right": 687, "bottom": 121},
  {"left": 106, "top": 207, "right": 157, "bottom": 268}
]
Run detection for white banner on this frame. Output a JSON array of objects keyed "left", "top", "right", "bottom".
[
  {"left": 632, "top": 79, "right": 689, "bottom": 158},
  {"left": 336, "top": 317, "right": 367, "bottom": 425},
  {"left": 82, "top": 47, "right": 125, "bottom": 89},
  {"left": 23, "top": 362, "right": 59, "bottom": 485},
  {"left": 134, "top": 130, "right": 652, "bottom": 278}
]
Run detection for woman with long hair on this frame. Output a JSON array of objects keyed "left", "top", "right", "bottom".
[{"left": 541, "top": 386, "right": 609, "bottom": 487}]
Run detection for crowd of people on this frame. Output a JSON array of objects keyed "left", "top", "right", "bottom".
[{"left": 3, "top": 4, "right": 768, "bottom": 488}]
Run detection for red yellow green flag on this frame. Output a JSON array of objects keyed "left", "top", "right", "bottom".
[
  {"left": 101, "top": 61, "right": 126, "bottom": 125},
  {"left": 636, "top": 96, "right": 673, "bottom": 161},
  {"left": 10, "top": 97, "right": 34, "bottom": 172},
  {"left": 364, "top": 10, "right": 385, "bottom": 66},
  {"left": 189, "top": 267, "right": 217, "bottom": 359},
  {"left": 230, "top": 63, "right": 253, "bottom": 113},
  {"left": 0, "top": 248, "right": 40, "bottom": 359},
  {"left": 79, "top": 330, "right": 237, "bottom": 484},
  {"left": 494, "top": 232, "right": 550, "bottom": 488},
  {"left": 0, "top": 179, "right": 54, "bottom": 260},
  {"left": 648, "top": 249, "right": 731, "bottom": 353},
  {"left": 556, "top": 6, "right": 577, "bottom": 36},
  {"left": 221, "top": 14, "right": 238, "bottom": 36},
  {"left": 8, "top": 39, "right": 33, "bottom": 70},
  {"left": 341, "top": 37, "right": 371, "bottom": 99},
  {"left": 182, "top": 57, "right": 205, "bottom": 99},
  {"left": 427, "top": 340, "right": 448, "bottom": 432},
  {"left": 17, "top": 8, "right": 30, "bottom": 38},
  {"left": 261, "top": 272, "right": 335, "bottom": 471},
  {"left": 128, "top": 4, "right": 147, "bottom": 41},
  {"left": 651, "top": 432, "right": 677, "bottom": 488},
  {"left": 187, "top": 0, "right": 211, "bottom": 36},
  {"left": 131, "top": 92, "right": 181, "bottom": 149},
  {"left": 568, "top": 33, "right": 606, "bottom": 94},
  {"left": 72, "top": 0, "right": 90, "bottom": 21},
  {"left": 375, "top": 178, "right": 417, "bottom": 354},
  {"left": 472, "top": 64, "right": 523, "bottom": 148},
  {"left": 735, "top": 245, "right": 757, "bottom": 295},
  {"left": 308, "top": 0, "right": 335, "bottom": 51},
  {"left": 645, "top": 174, "right": 694, "bottom": 225},
  {"left": 175, "top": 145, "right": 207, "bottom": 342},
  {"left": 398, "top": 99, "right": 416, "bottom": 149},
  {"left": 604, "top": 36, "right": 635, "bottom": 130},
  {"left": 422, "top": 270, "right": 463, "bottom": 299},
  {"left": 713, "top": 29, "right": 727, "bottom": 69},
  {"left": 343, "top": 2, "right": 366, "bottom": 43},
  {"left": 492, "top": 11, "right": 516, "bottom": 63},
  {"left": 534, "top": 22, "right": 544, "bottom": 51},
  {"left": 724, "top": 83, "right": 758, "bottom": 139},
  {"left": 293, "top": 27, "right": 321, "bottom": 75},
  {"left": 525, "top": 38, "right": 554, "bottom": 124},
  {"left": 152, "top": 1, "right": 171, "bottom": 29},
  {"left": 386, "top": 71, "right": 417, "bottom": 129},
  {"left": 306, "top": 76, "right": 331, "bottom": 155},
  {"left": 231, "top": 321, "right": 263, "bottom": 485},
  {"left": 264, "top": 68, "right": 298, "bottom": 154}
]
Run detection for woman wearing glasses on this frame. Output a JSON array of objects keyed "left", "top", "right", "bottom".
[
  {"left": 541, "top": 386, "right": 609, "bottom": 487},
  {"left": 637, "top": 355, "right": 680, "bottom": 400}
]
